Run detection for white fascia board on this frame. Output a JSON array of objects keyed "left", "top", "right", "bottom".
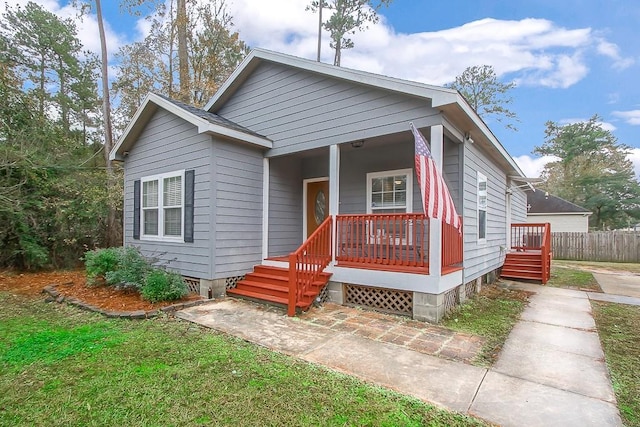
[
  {"left": 109, "top": 92, "right": 155, "bottom": 161},
  {"left": 198, "top": 123, "right": 272, "bottom": 148},
  {"left": 453, "top": 93, "right": 526, "bottom": 178}
]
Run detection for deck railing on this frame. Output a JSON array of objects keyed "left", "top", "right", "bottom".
[
  {"left": 442, "top": 216, "right": 463, "bottom": 271},
  {"left": 288, "top": 216, "right": 333, "bottom": 316},
  {"left": 335, "top": 213, "right": 429, "bottom": 273},
  {"left": 510, "top": 223, "right": 552, "bottom": 283}
]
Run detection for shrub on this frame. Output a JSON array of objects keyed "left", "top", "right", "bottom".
[
  {"left": 141, "top": 269, "right": 188, "bottom": 303},
  {"left": 84, "top": 247, "right": 120, "bottom": 285},
  {"left": 104, "top": 247, "right": 150, "bottom": 289}
]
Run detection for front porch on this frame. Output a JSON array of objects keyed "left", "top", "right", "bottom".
[{"left": 228, "top": 123, "right": 467, "bottom": 321}]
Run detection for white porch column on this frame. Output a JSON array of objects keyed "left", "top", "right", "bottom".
[
  {"left": 262, "top": 157, "right": 269, "bottom": 260},
  {"left": 429, "top": 125, "right": 444, "bottom": 276},
  {"left": 329, "top": 144, "right": 340, "bottom": 263}
]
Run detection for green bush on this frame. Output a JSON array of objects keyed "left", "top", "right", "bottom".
[
  {"left": 141, "top": 270, "right": 188, "bottom": 303},
  {"left": 84, "top": 247, "right": 120, "bottom": 285},
  {"left": 104, "top": 247, "right": 150, "bottom": 289}
]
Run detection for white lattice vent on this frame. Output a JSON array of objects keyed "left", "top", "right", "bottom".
[
  {"left": 183, "top": 277, "right": 200, "bottom": 294},
  {"left": 225, "top": 276, "right": 244, "bottom": 290},
  {"left": 464, "top": 280, "right": 477, "bottom": 299},
  {"left": 344, "top": 284, "right": 412, "bottom": 316},
  {"left": 443, "top": 287, "right": 460, "bottom": 314}
]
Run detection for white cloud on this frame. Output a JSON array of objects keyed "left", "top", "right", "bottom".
[
  {"left": 515, "top": 151, "right": 640, "bottom": 182},
  {"left": 514, "top": 155, "right": 558, "bottom": 178},
  {"left": 596, "top": 39, "right": 634, "bottom": 70},
  {"left": 559, "top": 117, "right": 617, "bottom": 132},
  {"left": 612, "top": 110, "right": 640, "bottom": 126},
  {"left": 628, "top": 148, "right": 640, "bottom": 179},
  {"left": 224, "top": 5, "right": 625, "bottom": 89}
]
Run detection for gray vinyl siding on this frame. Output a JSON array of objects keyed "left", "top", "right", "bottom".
[
  {"left": 268, "top": 156, "right": 303, "bottom": 256},
  {"left": 217, "top": 62, "right": 440, "bottom": 156},
  {"left": 339, "top": 138, "right": 461, "bottom": 214},
  {"left": 511, "top": 187, "right": 527, "bottom": 223},
  {"left": 462, "top": 142, "right": 509, "bottom": 282},
  {"left": 123, "top": 109, "right": 212, "bottom": 278},
  {"left": 212, "top": 139, "right": 264, "bottom": 277}
]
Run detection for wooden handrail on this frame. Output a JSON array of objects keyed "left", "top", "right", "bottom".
[
  {"left": 540, "top": 222, "right": 551, "bottom": 284},
  {"left": 288, "top": 216, "right": 333, "bottom": 316}
]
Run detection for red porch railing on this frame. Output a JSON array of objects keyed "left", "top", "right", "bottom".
[
  {"left": 509, "top": 223, "right": 552, "bottom": 283},
  {"left": 335, "top": 214, "right": 429, "bottom": 273},
  {"left": 288, "top": 216, "right": 333, "bottom": 316},
  {"left": 442, "top": 216, "right": 463, "bottom": 271}
]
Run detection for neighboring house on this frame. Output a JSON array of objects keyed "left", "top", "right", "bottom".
[
  {"left": 527, "top": 190, "right": 591, "bottom": 233},
  {"left": 110, "top": 48, "right": 533, "bottom": 322}
]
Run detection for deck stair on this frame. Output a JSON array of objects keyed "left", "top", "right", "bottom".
[
  {"left": 501, "top": 222, "right": 552, "bottom": 284},
  {"left": 501, "top": 251, "right": 546, "bottom": 282},
  {"left": 227, "top": 265, "right": 332, "bottom": 311}
]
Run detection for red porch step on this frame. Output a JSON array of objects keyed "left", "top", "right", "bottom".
[
  {"left": 500, "top": 252, "right": 545, "bottom": 283},
  {"left": 227, "top": 265, "right": 332, "bottom": 311}
]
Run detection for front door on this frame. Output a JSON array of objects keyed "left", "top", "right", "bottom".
[{"left": 306, "top": 180, "right": 329, "bottom": 238}]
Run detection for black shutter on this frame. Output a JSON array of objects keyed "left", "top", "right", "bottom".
[
  {"left": 133, "top": 179, "right": 141, "bottom": 240},
  {"left": 184, "top": 170, "right": 195, "bottom": 243}
]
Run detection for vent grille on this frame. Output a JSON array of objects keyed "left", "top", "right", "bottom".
[
  {"left": 344, "top": 284, "right": 412, "bottom": 316},
  {"left": 225, "top": 275, "right": 244, "bottom": 290},
  {"left": 443, "top": 287, "right": 459, "bottom": 314},
  {"left": 183, "top": 277, "right": 200, "bottom": 294}
]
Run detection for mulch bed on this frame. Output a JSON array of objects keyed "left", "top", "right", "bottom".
[{"left": 0, "top": 269, "right": 203, "bottom": 312}]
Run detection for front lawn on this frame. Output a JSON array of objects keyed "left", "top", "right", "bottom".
[
  {"left": 0, "top": 292, "right": 487, "bottom": 427},
  {"left": 547, "top": 265, "right": 602, "bottom": 292},
  {"left": 442, "top": 284, "right": 529, "bottom": 366},
  {"left": 592, "top": 302, "right": 640, "bottom": 427}
]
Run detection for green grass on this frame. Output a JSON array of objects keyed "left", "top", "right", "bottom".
[
  {"left": 547, "top": 265, "right": 602, "bottom": 292},
  {"left": 591, "top": 302, "right": 640, "bottom": 427},
  {"left": 442, "top": 285, "right": 528, "bottom": 366},
  {"left": 0, "top": 292, "right": 487, "bottom": 427}
]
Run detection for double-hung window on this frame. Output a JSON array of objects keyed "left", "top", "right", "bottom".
[
  {"left": 366, "top": 168, "right": 413, "bottom": 214},
  {"left": 477, "top": 172, "right": 487, "bottom": 242},
  {"left": 141, "top": 170, "right": 184, "bottom": 241}
]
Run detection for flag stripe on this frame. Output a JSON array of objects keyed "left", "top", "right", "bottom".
[{"left": 411, "top": 123, "right": 461, "bottom": 231}]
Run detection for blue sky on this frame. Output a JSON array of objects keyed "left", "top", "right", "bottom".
[{"left": 3, "top": 0, "right": 639, "bottom": 178}]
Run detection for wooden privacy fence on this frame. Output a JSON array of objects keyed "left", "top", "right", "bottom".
[{"left": 552, "top": 231, "right": 640, "bottom": 262}]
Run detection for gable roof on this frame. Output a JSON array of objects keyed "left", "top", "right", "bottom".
[
  {"left": 109, "top": 92, "right": 272, "bottom": 161},
  {"left": 527, "top": 190, "right": 592, "bottom": 215},
  {"left": 204, "top": 48, "right": 526, "bottom": 178}
]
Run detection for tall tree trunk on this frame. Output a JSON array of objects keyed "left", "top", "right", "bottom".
[
  {"left": 177, "top": 0, "right": 189, "bottom": 102},
  {"left": 334, "top": 39, "right": 341, "bottom": 66},
  {"left": 96, "top": 0, "right": 118, "bottom": 246}
]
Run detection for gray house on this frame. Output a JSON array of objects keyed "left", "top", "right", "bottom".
[{"left": 110, "top": 48, "right": 529, "bottom": 322}]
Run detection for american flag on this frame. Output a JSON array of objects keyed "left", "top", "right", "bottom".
[{"left": 411, "top": 123, "right": 461, "bottom": 231}]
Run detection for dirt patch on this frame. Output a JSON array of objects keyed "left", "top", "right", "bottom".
[{"left": 0, "top": 269, "right": 202, "bottom": 312}]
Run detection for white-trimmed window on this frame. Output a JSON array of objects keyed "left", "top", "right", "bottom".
[
  {"left": 478, "top": 172, "right": 487, "bottom": 242},
  {"left": 366, "top": 169, "right": 413, "bottom": 214},
  {"left": 141, "top": 170, "right": 184, "bottom": 241}
]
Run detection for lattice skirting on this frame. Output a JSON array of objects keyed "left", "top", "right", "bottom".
[
  {"left": 225, "top": 275, "right": 244, "bottom": 290},
  {"left": 464, "top": 280, "right": 477, "bottom": 299},
  {"left": 344, "top": 284, "right": 413, "bottom": 316},
  {"left": 182, "top": 277, "right": 200, "bottom": 294},
  {"left": 317, "top": 285, "right": 330, "bottom": 304},
  {"left": 443, "top": 287, "right": 460, "bottom": 315}
]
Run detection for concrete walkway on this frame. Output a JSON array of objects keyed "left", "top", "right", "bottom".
[
  {"left": 592, "top": 272, "right": 640, "bottom": 300},
  {"left": 177, "top": 285, "right": 623, "bottom": 426}
]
